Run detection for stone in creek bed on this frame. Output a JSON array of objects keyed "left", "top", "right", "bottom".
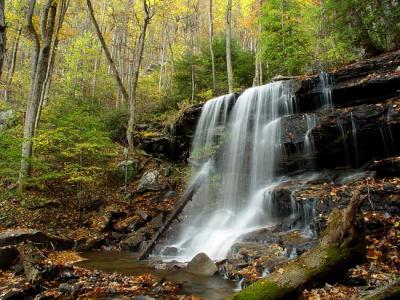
[{"left": 185, "top": 252, "right": 218, "bottom": 276}]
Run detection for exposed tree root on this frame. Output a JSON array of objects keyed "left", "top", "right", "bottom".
[{"left": 230, "top": 190, "right": 366, "bottom": 300}]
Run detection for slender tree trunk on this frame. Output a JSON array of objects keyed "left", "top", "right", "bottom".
[
  {"left": 127, "top": 0, "right": 151, "bottom": 150},
  {"left": 4, "top": 24, "right": 21, "bottom": 103},
  {"left": 226, "top": 0, "right": 234, "bottom": 93},
  {"left": 158, "top": 27, "right": 166, "bottom": 96},
  {"left": 92, "top": 0, "right": 106, "bottom": 98},
  {"left": 208, "top": 0, "right": 216, "bottom": 93},
  {"left": 87, "top": 0, "right": 129, "bottom": 104},
  {"left": 0, "top": 0, "right": 6, "bottom": 80},
  {"left": 19, "top": 0, "right": 58, "bottom": 193},
  {"left": 190, "top": 32, "right": 195, "bottom": 103},
  {"left": 253, "top": 0, "right": 264, "bottom": 86},
  {"left": 35, "top": 0, "right": 69, "bottom": 131}
]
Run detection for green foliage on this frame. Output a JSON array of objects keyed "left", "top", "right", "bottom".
[
  {"left": 0, "top": 127, "right": 21, "bottom": 181},
  {"left": 103, "top": 107, "right": 129, "bottom": 142},
  {"left": 260, "top": 0, "right": 400, "bottom": 78},
  {"left": 56, "top": 31, "right": 115, "bottom": 102},
  {"left": 260, "top": 0, "right": 314, "bottom": 78},
  {"left": 164, "top": 36, "right": 255, "bottom": 111},
  {"left": 34, "top": 97, "right": 116, "bottom": 191},
  {"left": 323, "top": 0, "right": 400, "bottom": 56}
]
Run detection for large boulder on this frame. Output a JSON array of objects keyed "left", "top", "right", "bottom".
[
  {"left": 137, "top": 170, "right": 163, "bottom": 192},
  {"left": 0, "top": 109, "right": 15, "bottom": 130},
  {"left": 185, "top": 252, "right": 218, "bottom": 276},
  {"left": 115, "top": 159, "right": 142, "bottom": 182}
]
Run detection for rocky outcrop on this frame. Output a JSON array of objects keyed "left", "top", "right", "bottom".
[
  {"left": 367, "top": 156, "right": 400, "bottom": 177},
  {"left": 294, "top": 50, "right": 400, "bottom": 111},
  {"left": 279, "top": 100, "right": 400, "bottom": 173},
  {"left": 173, "top": 51, "right": 400, "bottom": 165}
]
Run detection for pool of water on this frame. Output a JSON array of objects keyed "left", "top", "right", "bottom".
[{"left": 76, "top": 251, "right": 236, "bottom": 300}]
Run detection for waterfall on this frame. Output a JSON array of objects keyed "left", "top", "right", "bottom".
[
  {"left": 336, "top": 118, "right": 351, "bottom": 166},
  {"left": 303, "top": 114, "right": 317, "bottom": 166},
  {"left": 319, "top": 72, "right": 333, "bottom": 109},
  {"left": 350, "top": 112, "right": 360, "bottom": 166},
  {"left": 168, "top": 81, "right": 296, "bottom": 261}
]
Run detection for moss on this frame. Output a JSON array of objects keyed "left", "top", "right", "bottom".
[
  {"left": 138, "top": 131, "right": 162, "bottom": 138},
  {"left": 325, "top": 245, "right": 350, "bottom": 262},
  {"left": 230, "top": 280, "right": 292, "bottom": 300}
]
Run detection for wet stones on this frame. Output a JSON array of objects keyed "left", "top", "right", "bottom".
[
  {"left": 185, "top": 252, "right": 218, "bottom": 276},
  {"left": 120, "top": 227, "right": 149, "bottom": 251},
  {"left": 161, "top": 246, "right": 179, "bottom": 256}
]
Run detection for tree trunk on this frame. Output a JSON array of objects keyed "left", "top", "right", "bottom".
[
  {"left": 4, "top": 24, "right": 21, "bottom": 103},
  {"left": 208, "top": 0, "right": 216, "bottom": 93},
  {"left": 138, "top": 173, "right": 206, "bottom": 260},
  {"left": 35, "top": 0, "right": 69, "bottom": 131},
  {"left": 0, "top": 0, "right": 6, "bottom": 80},
  {"left": 92, "top": 0, "right": 106, "bottom": 98},
  {"left": 18, "top": 0, "right": 58, "bottom": 193},
  {"left": 253, "top": 0, "right": 263, "bottom": 86},
  {"left": 127, "top": 0, "right": 152, "bottom": 150},
  {"left": 226, "top": 0, "right": 234, "bottom": 93},
  {"left": 87, "top": 0, "right": 129, "bottom": 104},
  {"left": 231, "top": 190, "right": 366, "bottom": 300}
]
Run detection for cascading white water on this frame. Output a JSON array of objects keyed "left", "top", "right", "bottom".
[
  {"left": 303, "top": 114, "right": 317, "bottom": 162},
  {"left": 168, "top": 82, "right": 296, "bottom": 261},
  {"left": 350, "top": 112, "right": 360, "bottom": 166},
  {"left": 319, "top": 71, "right": 333, "bottom": 108}
]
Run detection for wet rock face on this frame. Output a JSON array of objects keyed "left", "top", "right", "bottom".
[
  {"left": 367, "top": 156, "right": 400, "bottom": 177},
  {"left": 312, "top": 101, "right": 400, "bottom": 170},
  {"left": 173, "top": 51, "right": 400, "bottom": 165},
  {"left": 277, "top": 100, "right": 400, "bottom": 173}
]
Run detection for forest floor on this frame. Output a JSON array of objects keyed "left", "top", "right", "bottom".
[
  {"left": 0, "top": 151, "right": 202, "bottom": 299},
  {"left": 1, "top": 166, "right": 399, "bottom": 299}
]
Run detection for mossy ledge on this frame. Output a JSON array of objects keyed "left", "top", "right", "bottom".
[{"left": 229, "top": 191, "right": 366, "bottom": 300}]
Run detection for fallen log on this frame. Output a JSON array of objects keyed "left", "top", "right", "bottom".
[
  {"left": 360, "top": 278, "right": 400, "bottom": 300},
  {"left": 230, "top": 190, "right": 366, "bottom": 300},
  {"left": 138, "top": 174, "right": 205, "bottom": 260},
  {"left": 0, "top": 229, "right": 74, "bottom": 250}
]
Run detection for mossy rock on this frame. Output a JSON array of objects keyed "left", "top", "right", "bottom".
[{"left": 115, "top": 159, "right": 142, "bottom": 182}]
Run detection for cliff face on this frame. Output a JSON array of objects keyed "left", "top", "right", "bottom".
[{"left": 171, "top": 50, "right": 400, "bottom": 170}]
